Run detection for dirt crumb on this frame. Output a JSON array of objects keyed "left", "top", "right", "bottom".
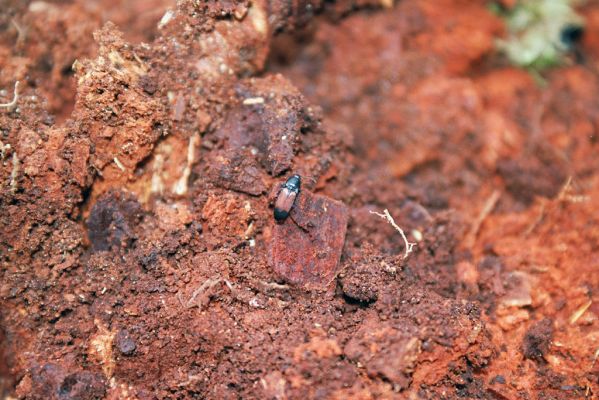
[{"left": 522, "top": 318, "right": 554, "bottom": 362}]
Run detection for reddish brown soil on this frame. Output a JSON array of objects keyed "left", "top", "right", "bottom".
[{"left": 1, "top": 0, "right": 598, "bottom": 399}]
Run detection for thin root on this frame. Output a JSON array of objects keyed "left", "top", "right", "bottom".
[
  {"left": 179, "top": 278, "right": 234, "bottom": 309},
  {"left": 465, "top": 190, "right": 500, "bottom": 248},
  {"left": 10, "top": 152, "right": 20, "bottom": 193},
  {"left": 524, "top": 200, "right": 546, "bottom": 236},
  {"left": 11, "top": 19, "right": 26, "bottom": 47},
  {"left": 370, "top": 209, "right": 416, "bottom": 259},
  {"left": 257, "top": 281, "right": 290, "bottom": 292},
  {"left": 172, "top": 133, "right": 200, "bottom": 195},
  {"left": 0, "top": 81, "right": 20, "bottom": 109},
  {"left": 557, "top": 176, "right": 590, "bottom": 204},
  {"left": 113, "top": 156, "right": 125, "bottom": 172},
  {"left": 525, "top": 177, "right": 588, "bottom": 236},
  {"left": 569, "top": 299, "right": 592, "bottom": 325}
]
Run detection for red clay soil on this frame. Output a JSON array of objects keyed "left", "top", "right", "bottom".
[{"left": 1, "top": 0, "right": 598, "bottom": 399}]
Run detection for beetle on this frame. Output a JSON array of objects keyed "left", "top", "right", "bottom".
[{"left": 274, "top": 174, "right": 301, "bottom": 222}]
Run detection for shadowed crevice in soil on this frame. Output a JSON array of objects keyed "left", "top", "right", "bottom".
[{"left": 341, "top": 293, "right": 375, "bottom": 308}]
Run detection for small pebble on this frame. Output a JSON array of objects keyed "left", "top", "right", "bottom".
[{"left": 115, "top": 329, "right": 136, "bottom": 356}]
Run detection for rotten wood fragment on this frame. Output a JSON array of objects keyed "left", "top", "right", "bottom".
[{"left": 271, "top": 190, "right": 348, "bottom": 290}]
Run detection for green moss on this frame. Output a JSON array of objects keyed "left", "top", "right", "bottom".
[{"left": 493, "top": 0, "right": 584, "bottom": 70}]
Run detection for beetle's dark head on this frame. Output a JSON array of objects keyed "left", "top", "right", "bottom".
[{"left": 285, "top": 174, "right": 301, "bottom": 192}]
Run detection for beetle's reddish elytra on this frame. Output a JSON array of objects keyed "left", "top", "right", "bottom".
[{"left": 274, "top": 174, "right": 301, "bottom": 222}]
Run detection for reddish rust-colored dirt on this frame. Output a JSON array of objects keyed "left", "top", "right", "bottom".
[{"left": 1, "top": 0, "right": 598, "bottom": 399}]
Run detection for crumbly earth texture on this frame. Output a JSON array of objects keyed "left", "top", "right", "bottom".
[{"left": 1, "top": 0, "right": 598, "bottom": 399}]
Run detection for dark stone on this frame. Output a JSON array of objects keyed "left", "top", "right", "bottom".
[
  {"left": 87, "top": 190, "right": 143, "bottom": 252},
  {"left": 139, "top": 75, "right": 158, "bottom": 95},
  {"left": 115, "top": 329, "right": 136, "bottom": 356}
]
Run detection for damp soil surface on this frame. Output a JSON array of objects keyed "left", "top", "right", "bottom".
[{"left": 1, "top": 1, "right": 598, "bottom": 399}]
